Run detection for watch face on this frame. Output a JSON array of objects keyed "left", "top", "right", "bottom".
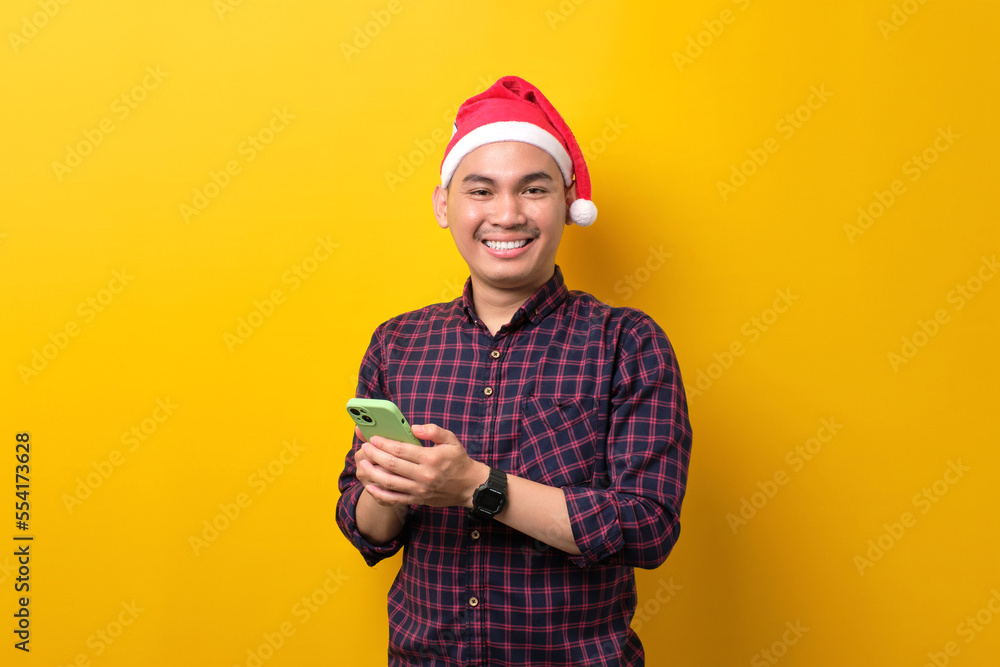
[{"left": 478, "top": 488, "right": 505, "bottom": 513}]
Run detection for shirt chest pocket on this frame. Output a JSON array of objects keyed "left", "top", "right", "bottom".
[{"left": 517, "top": 395, "right": 598, "bottom": 487}]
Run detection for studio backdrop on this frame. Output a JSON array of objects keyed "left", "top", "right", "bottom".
[{"left": 3, "top": 1, "right": 998, "bottom": 665}]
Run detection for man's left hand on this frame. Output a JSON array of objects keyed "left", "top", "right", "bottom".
[{"left": 358, "top": 423, "right": 489, "bottom": 508}]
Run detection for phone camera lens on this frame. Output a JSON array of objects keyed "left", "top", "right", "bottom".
[
  {"left": 349, "top": 408, "right": 361, "bottom": 416},
  {"left": 362, "top": 415, "right": 373, "bottom": 423}
]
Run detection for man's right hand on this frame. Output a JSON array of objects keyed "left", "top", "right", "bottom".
[{"left": 354, "top": 426, "right": 408, "bottom": 542}]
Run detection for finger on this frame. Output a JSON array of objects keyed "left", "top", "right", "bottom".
[
  {"left": 355, "top": 457, "right": 384, "bottom": 485},
  {"left": 355, "top": 425, "right": 368, "bottom": 443},
  {"left": 411, "top": 423, "right": 456, "bottom": 445},
  {"left": 354, "top": 440, "right": 375, "bottom": 468},
  {"left": 358, "top": 454, "right": 418, "bottom": 495},
  {"left": 368, "top": 434, "right": 426, "bottom": 464},
  {"left": 363, "top": 481, "right": 412, "bottom": 506}
]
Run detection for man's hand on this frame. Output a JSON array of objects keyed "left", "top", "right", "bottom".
[
  {"left": 356, "top": 423, "right": 489, "bottom": 508},
  {"left": 355, "top": 424, "right": 581, "bottom": 556}
]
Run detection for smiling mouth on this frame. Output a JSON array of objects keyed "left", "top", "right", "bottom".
[{"left": 483, "top": 239, "right": 530, "bottom": 250}]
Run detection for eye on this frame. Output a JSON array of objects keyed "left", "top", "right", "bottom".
[{"left": 524, "top": 186, "right": 548, "bottom": 195}]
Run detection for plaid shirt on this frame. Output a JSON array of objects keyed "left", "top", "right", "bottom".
[{"left": 337, "top": 267, "right": 692, "bottom": 666}]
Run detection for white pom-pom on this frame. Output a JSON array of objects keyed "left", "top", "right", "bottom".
[{"left": 569, "top": 199, "right": 597, "bottom": 226}]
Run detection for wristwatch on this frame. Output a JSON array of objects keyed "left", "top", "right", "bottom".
[{"left": 469, "top": 467, "right": 507, "bottom": 520}]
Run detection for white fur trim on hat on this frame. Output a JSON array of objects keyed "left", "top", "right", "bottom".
[{"left": 440, "top": 121, "right": 574, "bottom": 188}]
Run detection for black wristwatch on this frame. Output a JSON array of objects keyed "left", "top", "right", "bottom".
[{"left": 469, "top": 467, "right": 507, "bottom": 521}]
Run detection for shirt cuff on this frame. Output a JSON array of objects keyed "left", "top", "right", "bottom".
[
  {"left": 336, "top": 483, "right": 406, "bottom": 567},
  {"left": 563, "top": 486, "right": 625, "bottom": 568}
]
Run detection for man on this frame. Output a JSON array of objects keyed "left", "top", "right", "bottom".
[{"left": 337, "top": 76, "right": 692, "bottom": 666}]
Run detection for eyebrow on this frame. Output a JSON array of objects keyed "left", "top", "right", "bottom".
[{"left": 460, "top": 171, "right": 555, "bottom": 188}]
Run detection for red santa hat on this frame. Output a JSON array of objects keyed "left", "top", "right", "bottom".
[{"left": 439, "top": 76, "right": 598, "bottom": 227}]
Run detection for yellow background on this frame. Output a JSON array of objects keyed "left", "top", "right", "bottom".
[{"left": 3, "top": 0, "right": 999, "bottom": 665}]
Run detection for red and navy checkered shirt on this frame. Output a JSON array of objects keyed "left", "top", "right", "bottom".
[{"left": 337, "top": 267, "right": 692, "bottom": 666}]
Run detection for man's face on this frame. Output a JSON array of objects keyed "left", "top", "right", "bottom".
[{"left": 432, "top": 141, "right": 575, "bottom": 297}]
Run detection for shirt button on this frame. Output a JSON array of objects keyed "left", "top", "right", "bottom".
[
  {"left": 471, "top": 530, "right": 480, "bottom": 540},
  {"left": 469, "top": 596, "right": 480, "bottom": 608},
  {"left": 490, "top": 350, "right": 501, "bottom": 359},
  {"left": 483, "top": 387, "right": 493, "bottom": 396}
]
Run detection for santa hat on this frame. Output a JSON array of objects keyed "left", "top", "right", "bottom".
[{"left": 440, "top": 76, "right": 598, "bottom": 227}]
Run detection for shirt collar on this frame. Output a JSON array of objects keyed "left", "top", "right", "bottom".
[{"left": 460, "top": 266, "right": 569, "bottom": 333}]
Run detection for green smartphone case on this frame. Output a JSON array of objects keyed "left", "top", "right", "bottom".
[{"left": 345, "top": 398, "right": 421, "bottom": 446}]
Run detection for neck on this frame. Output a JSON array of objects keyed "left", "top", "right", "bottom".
[{"left": 470, "top": 273, "right": 550, "bottom": 336}]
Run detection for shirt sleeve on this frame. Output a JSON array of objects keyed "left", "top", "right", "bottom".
[
  {"left": 335, "top": 325, "right": 409, "bottom": 566},
  {"left": 563, "top": 314, "right": 692, "bottom": 569}
]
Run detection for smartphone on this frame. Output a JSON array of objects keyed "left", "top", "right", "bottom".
[{"left": 345, "top": 398, "right": 421, "bottom": 445}]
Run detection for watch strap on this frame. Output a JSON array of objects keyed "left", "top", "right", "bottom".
[{"left": 469, "top": 467, "right": 507, "bottom": 520}]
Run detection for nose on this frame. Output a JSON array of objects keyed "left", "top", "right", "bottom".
[{"left": 489, "top": 191, "right": 526, "bottom": 226}]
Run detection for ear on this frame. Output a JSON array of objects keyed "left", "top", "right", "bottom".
[
  {"left": 432, "top": 185, "right": 449, "bottom": 229},
  {"left": 564, "top": 181, "right": 577, "bottom": 226}
]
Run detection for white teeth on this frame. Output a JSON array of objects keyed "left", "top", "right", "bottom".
[{"left": 484, "top": 239, "right": 528, "bottom": 250}]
